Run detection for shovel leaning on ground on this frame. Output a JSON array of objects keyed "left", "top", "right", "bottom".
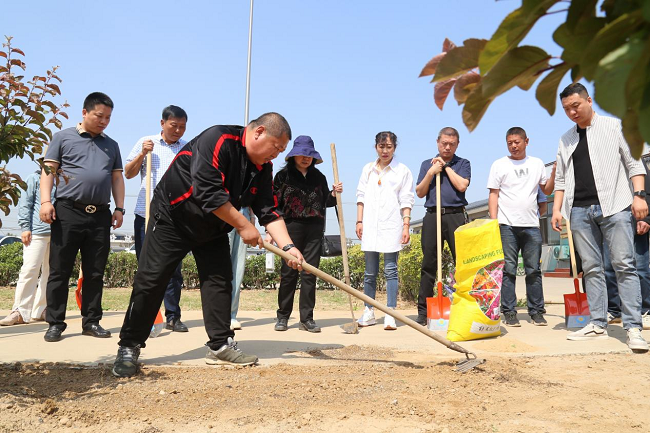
[
  {"left": 563, "top": 219, "right": 590, "bottom": 328},
  {"left": 330, "top": 143, "right": 358, "bottom": 334},
  {"left": 428, "top": 172, "right": 451, "bottom": 330},
  {"left": 264, "top": 241, "right": 485, "bottom": 372}
]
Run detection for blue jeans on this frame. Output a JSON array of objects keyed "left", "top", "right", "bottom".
[
  {"left": 603, "top": 225, "right": 650, "bottom": 317},
  {"left": 134, "top": 214, "right": 183, "bottom": 322},
  {"left": 363, "top": 251, "right": 399, "bottom": 308},
  {"left": 570, "top": 206, "right": 642, "bottom": 329},
  {"left": 499, "top": 225, "right": 545, "bottom": 315},
  {"left": 228, "top": 207, "right": 249, "bottom": 321}
]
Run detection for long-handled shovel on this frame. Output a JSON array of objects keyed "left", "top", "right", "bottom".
[
  {"left": 144, "top": 152, "right": 165, "bottom": 337},
  {"left": 264, "top": 241, "right": 485, "bottom": 372},
  {"left": 428, "top": 172, "right": 450, "bottom": 330},
  {"left": 564, "top": 219, "right": 590, "bottom": 328},
  {"left": 330, "top": 143, "right": 358, "bottom": 334}
]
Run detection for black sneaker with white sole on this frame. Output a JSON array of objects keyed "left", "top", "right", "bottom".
[
  {"left": 531, "top": 313, "right": 547, "bottom": 326},
  {"left": 503, "top": 311, "right": 521, "bottom": 327},
  {"left": 205, "top": 338, "right": 258, "bottom": 366},
  {"left": 112, "top": 345, "right": 141, "bottom": 378}
]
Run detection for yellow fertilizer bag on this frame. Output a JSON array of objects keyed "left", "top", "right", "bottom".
[{"left": 447, "top": 219, "right": 504, "bottom": 342}]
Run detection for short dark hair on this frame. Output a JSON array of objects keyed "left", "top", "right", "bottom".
[
  {"left": 162, "top": 105, "right": 188, "bottom": 121},
  {"left": 284, "top": 156, "right": 316, "bottom": 170},
  {"left": 249, "top": 112, "right": 292, "bottom": 140},
  {"left": 375, "top": 131, "right": 398, "bottom": 149},
  {"left": 437, "top": 127, "right": 459, "bottom": 142},
  {"left": 83, "top": 92, "right": 114, "bottom": 111},
  {"left": 506, "top": 127, "right": 527, "bottom": 140},
  {"left": 559, "top": 83, "right": 589, "bottom": 100}
]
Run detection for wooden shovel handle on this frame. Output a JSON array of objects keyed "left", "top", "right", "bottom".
[
  {"left": 145, "top": 153, "right": 152, "bottom": 228},
  {"left": 330, "top": 143, "right": 351, "bottom": 286},
  {"left": 436, "top": 172, "right": 442, "bottom": 285}
]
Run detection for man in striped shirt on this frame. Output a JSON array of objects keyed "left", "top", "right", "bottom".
[
  {"left": 124, "top": 105, "right": 189, "bottom": 333},
  {"left": 551, "top": 83, "right": 648, "bottom": 352}
]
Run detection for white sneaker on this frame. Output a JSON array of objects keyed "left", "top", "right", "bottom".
[
  {"left": 384, "top": 309, "right": 397, "bottom": 330},
  {"left": 567, "top": 323, "right": 608, "bottom": 341},
  {"left": 230, "top": 319, "right": 242, "bottom": 330},
  {"left": 357, "top": 306, "right": 376, "bottom": 327},
  {"left": 607, "top": 312, "right": 622, "bottom": 324},
  {"left": 642, "top": 312, "right": 650, "bottom": 330},
  {"left": 0, "top": 311, "right": 25, "bottom": 326},
  {"left": 627, "top": 328, "right": 649, "bottom": 352}
]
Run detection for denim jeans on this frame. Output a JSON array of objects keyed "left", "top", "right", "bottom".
[
  {"left": 499, "top": 225, "right": 545, "bottom": 315},
  {"left": 228, "top": 207, "right": 250, "bottom": 320},
  {"left": 603, "top": 224, "right": 650, "bottom": 317},
  {"left": 135, "top": 214, "right": 183, "bottom": 322},
  {"left": 570, "top": 205, "right": 642, "bottom": 329},
  {"left": 363, "top": 251, "right": 399, "bottom": 308}
]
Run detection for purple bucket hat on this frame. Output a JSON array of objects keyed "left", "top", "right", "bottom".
[{"left": 285, "top": 135, "right": 323, "bottom": 164}]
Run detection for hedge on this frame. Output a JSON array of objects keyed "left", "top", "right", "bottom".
[{"left": 0, "top": 234, "right": 455, "bottom": 302}]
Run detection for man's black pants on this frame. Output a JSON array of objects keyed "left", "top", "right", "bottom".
[
  {"left": 134, "top": 214, "right": 184, "bottom": 322},
  {"left": 418, "top": 210, "right": 466, "bottom": 318},
  {"left": 277, "top": 220, "right": 324, "bottom": 323},
  {"left": 118, "top": 198, "right": 233, "bottom": 350},
  {"left": 46, "top": 200, "right": 111, "bottom": 328}
]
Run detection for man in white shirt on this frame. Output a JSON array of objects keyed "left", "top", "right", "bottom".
[
  {"left": 124, "top": 105, "right": 189, "bottom": 333},
  {"left": 551, "top": 83, "right": 648, "bottom": 352},
  {"left": 488, "top": 127, "right": 555, "bottom": 327}
]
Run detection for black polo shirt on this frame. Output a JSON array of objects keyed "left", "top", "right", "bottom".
[
  {"left": 416, "top": 154, "right": 471, "bottom": 208},
  {"left": 156, "top": 125, "right": 282, "bottom": 242}
]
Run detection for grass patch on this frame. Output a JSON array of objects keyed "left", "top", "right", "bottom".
[{"left": 0, "top": 287, "right": 416, "bottom": 312}]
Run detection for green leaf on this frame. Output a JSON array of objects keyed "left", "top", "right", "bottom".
[
  {"left": 564, "top": 0, "right": 599, "bottom": 30},
  {"left": 581, "top": 10, "right": 645, "bottom": 80},
  {"left": 639, "top": 85, "right": 650, "bottom": 148},
  {"left": 622, "top": 110, "right": 644, "bottom": 158},
  {"left": 594, "top": 36, "right": 645, "bottom": 119},
  {"left": 432, "top": 38, "right": 487, "bottom": 82},
  {"left": 462, "top": 46, "right": 551, "bottom": 131},
  {"left": 553, "top": 17, "right": 606, "bottom": 65},
  {"left": 535, "top": 62, "right": 572, "bottom": 115},
  {"left": 478, "top": 0, "right": 561, "bottom": 74}
]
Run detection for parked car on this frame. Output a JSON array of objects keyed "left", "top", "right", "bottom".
[
  {"left": 126, "top": 244, "right": 136, "bottom": 254},
  {"left": 0, "top": 235, "right": 21, "bottom": 247}
]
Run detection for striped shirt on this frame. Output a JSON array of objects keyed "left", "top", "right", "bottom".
[
  {"left": 555, "top": 112, "right": 645, "bottom": 219},
  {"left": 126, "top": 133, "right": 187, "bottom": 218}
]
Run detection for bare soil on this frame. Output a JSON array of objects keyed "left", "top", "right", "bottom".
[{"left": 1, "top": 346, "right": 649, "bottom": 433}]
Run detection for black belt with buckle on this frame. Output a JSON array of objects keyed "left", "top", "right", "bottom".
[
  {"left": 426, "top": 206, "right": 465, "bottom": 215},
  {"left": 60, "top": 198, "right": 109, "bottom": 214}
]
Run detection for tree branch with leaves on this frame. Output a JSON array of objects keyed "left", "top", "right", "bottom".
[
  {"left": 0, "top": 35, "right": 69, "bottom": 229},
  {"left": 420, "top": 0, "right": 650, "bottom": 157}
]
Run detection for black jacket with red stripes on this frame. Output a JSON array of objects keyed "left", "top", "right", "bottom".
[{"left": 155, "top": 125, "right": 282, "bottom": 242}]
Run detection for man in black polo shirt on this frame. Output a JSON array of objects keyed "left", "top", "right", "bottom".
[
  {"left": 414, "top": 127, "right": 471, "bottom": 325},
  {"left": 112, "top": 112, "right": 304, "bottom": 378},
  {"left": 40, "top": 92, "right": 125, "bottom": 342}
]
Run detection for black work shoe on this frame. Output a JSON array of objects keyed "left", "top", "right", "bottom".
[
  {"left": 82, "top": 323, "right": 112, "bottom": 338},
  {"left": 112, "top": 345, "right": 141, "bottom": 378},
  {"left": 166, "top": 319, "right": 188, "bottom": 332},
  {"left": 502, "top": 311, "right": 521, "bottom": 327},
  {"left": 531, "top": 313, "right": 548, "bottom": 326},
  {"left": 44, "top": 324, "right": 66, "bottom": 342},
  {"left": 274, "top": 318, "right": 288, "bottom": 331},
  {"left": 415, "top": 315, "right": 427, "bottom": 326},
  {"left": 299, "top": 319, "right": 321, "bottom": 333}
]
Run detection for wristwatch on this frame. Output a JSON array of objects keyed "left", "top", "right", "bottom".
[
  {"left": 634, "top": 191, "right": 647, "bottom": 199},
  {"left": 442, "top": 162, "right": 451, "bottom": 170},
  {"left": 282, "top": 243, "right": 295, "bottom": 252},
  {"left": 114, "top": 207, "right": 126, "bottom": 214}
]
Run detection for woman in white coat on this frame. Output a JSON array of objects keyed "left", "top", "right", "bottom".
[{"left": 355, "top": 131, "right": 414, "bottom": 330}]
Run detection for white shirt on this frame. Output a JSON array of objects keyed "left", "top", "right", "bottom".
[
  {"left": 126, "top": 133, "right": 187, "bottom": 218},
  {"left": 356, "top": 157, "right": 414, "bottom": 252},
  {"left": 555, "top": 112, "right": 645, "bottom": 219},
  {"left": 487, "top": 156, "right": 547, "bottom": 227}
]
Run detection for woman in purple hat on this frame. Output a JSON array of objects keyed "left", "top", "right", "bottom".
[
  {"left": 268, "top": 135, "right": 343, "bottom": 333},
  {"left": 356, "top": 131, "right": 414, "bottom": 330}
]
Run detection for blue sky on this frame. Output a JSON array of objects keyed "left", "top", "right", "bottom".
[{"left": 2, "top": 0, "right": 600, "bottom": 238}]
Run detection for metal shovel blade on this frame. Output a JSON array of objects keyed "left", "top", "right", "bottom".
[
  {"left": 456, "top": 353, "right": 486, "bottom": 373},
  {"left": 340, "top": 321, "right": 359, "bottom": 334}
]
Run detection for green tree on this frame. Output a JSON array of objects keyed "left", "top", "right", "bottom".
[
  {"left": 0, "top": 36, "right": 69, "bottom": 228},
  {"left": 420, "top": 0, "right": 650, "bottom": 157}
]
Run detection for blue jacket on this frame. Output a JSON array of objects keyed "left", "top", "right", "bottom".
[{"left": 18, "top": 172, "right": 55, "bottom": 235}]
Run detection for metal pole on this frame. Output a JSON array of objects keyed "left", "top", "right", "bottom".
[{"left": 244, "top": 0, "right": 254, "bottom": 125}]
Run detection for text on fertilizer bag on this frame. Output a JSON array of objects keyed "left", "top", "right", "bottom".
[{"left": 462, "top": 249, "right": 504, "bottom": 265}]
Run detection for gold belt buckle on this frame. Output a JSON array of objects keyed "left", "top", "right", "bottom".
[{"left": 85, "top": 205, "right": 97, "bottom": 214}]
